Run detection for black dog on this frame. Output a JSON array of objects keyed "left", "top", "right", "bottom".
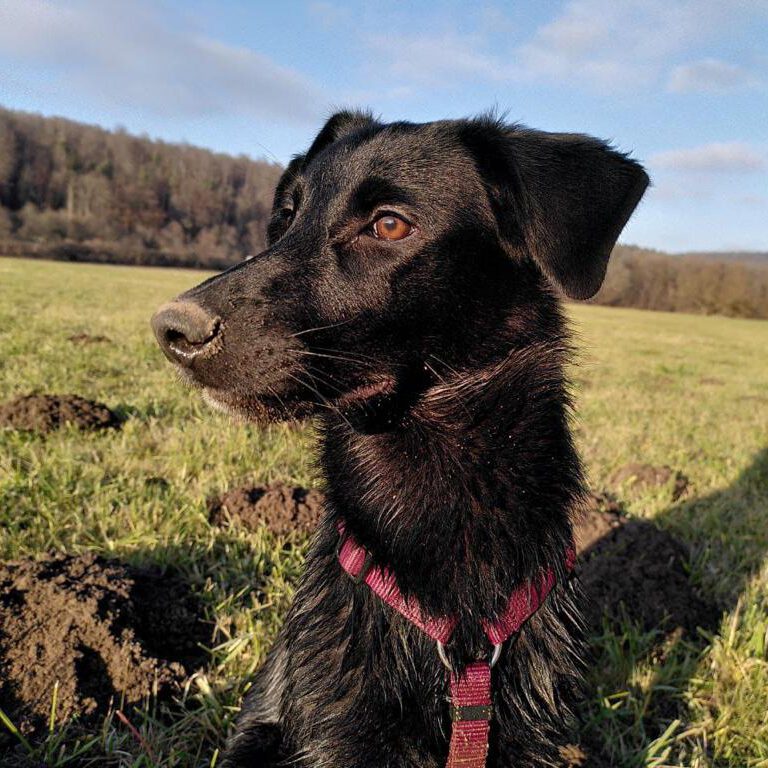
[{"left": 152, "top": 111, "right": 648, "bottom": 767}]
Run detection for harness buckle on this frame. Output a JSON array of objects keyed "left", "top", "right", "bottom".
[
  {"left": 450, "top": 704, "right": 493, "bottom": 722},
  {"left": 337, "top": 534, "right": 375, "bottom": 585},
  {"left": 353, "top": 552, "right": 374, "bottom": 584}
]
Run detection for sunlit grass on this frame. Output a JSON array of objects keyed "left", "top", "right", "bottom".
[{"left": 1, "top": 258, "right": 767, "bottom": 766}]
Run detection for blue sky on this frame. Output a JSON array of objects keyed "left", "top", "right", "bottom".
[{"left": 1, "top": 0, "right": 767, "bottom": 252}]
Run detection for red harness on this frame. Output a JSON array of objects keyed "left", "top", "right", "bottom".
[{"left": 337, "top": 522, "right": 576, "bottom": 768}]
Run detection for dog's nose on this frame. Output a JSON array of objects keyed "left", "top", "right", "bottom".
[{"left": 151, "top": 301, "right": 221, "bottom": 365}]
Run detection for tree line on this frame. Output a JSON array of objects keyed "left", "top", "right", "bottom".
[
  {"left": 594, "top": 246, "right": 768, "bottom": 319},
  {"left": 1, "top": 107, "right": 766, "bottom": 318},
  {"left": 0, "top": 106, "right": 282, "bottom": 268}
]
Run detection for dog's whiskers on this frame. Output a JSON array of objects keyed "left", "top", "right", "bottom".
[
  {"left": 299, "top": 363, "right": 349, "bottom": 396},
  {"left": 312, "top": 346, "right": 386, "bottom": 365},
  {"left": 291, "top": 318, "right": 354, "bottom": 338},
  {"left": 287, "top": 349, "right": 371, "bottom": 368},
  {"left": 427, "top": 353, "right": 461, "bottom": 377},
  {"left": 265, "top": 382, "right": 292, "bottom": 418},
  {"left": 284, "top": 371, "right": 354, "bottom": 430},
  {"left": 423, "top": 360, "right": 448, "bottom": 385}
]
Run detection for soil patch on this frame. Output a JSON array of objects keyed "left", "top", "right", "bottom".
[
  {"left": 0, "top": 394, "right": 121, "bottom": 434},
  {"left": 609, "top": 463, "right": 689, "bottom": 501},
  {"left": 208, "top": 482, "right": 325, "bottom": 536},
  {"left": 0, "top": 553, "right": 208, "bottom": 737},
  {"left": 575, "top": 508, "right": 718, "bottom": 636},
  {"left": 67, "top": 333, "right": 111, "bottom": 345},
  {"left": 574, "top": 492, "right": 624, "bottom": 553}
]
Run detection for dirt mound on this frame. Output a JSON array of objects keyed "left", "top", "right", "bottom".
[
  {"left": 0, "top": 553, "right": 207, "bottom": 736},
  {"left": 575, "top": 492, "right": 625, "bottom": 553},
  {"left": 0, "top": 394, "right": 121, "bottom": 434},
  {"left": 67, "top": 333, "right": 111, "bottom": 344},
  {"left": 575, "top": 508, "right": 718, "bottom": 636},
  {"left": 209, "top": 482, "right": 325, "bottom": 536},
  {"left": 609, "top": 463, "right": 689, "bottom": 501}
]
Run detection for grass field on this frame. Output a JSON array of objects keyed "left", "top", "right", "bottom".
[{"left": 1, "top": 256, "right": 767, "bottom": 767}]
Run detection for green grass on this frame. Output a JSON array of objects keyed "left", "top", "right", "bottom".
[{"left": 1, "top": 257, "right": 767, "bottom": 767}]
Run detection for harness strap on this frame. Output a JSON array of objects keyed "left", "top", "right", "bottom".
[
  {"left": 336, "top": 521, "right": 575, "bottom": 768},
  {"left": 337, "top": 522, "right": 575, "bottom": 647},
  {"left": 482, "top": 545, "right": 577, "bottom": 644},
  {"left": 447, "top": 661, "right": 492, "bottom": 768},
  {"left": 337, "top": 526, "right": 458, "bottom": 643}
]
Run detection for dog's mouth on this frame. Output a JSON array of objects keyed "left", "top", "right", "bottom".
[
  {"left": 332, "top": 376, "right": 397, "bottom": 407},
  {"left": 189, "top": 368, "right": 400, "bottom": 425},
  {"left": 172, "top": 338, "right": 429, "bottom": 431}
]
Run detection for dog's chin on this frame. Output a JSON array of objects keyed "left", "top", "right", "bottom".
[
  {"left": 200, "top": 379, "right": 398, "bottom": 427},
  {"left": 197, "top": 376, "right": 401, "bottom": 431},
  {"left": 200, "top": 389, "right": 249, "bottom": 419},
  {"left": 172, "top": 364, "right": 313, "bottom": 423},
  {"left": 200, "top": 387, "right": 314, "bottom": 424}
]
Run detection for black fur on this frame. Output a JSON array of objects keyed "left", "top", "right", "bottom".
[{"left": 151, "top": 111, "right": 648, "bottom": 767}]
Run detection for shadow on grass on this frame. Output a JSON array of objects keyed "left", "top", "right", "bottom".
[
  {"left": 3, "top": 450, "right": 766, "bottom": 767},
  {"left": 577, "top": 446, "right": 768, "bottom": 767}
]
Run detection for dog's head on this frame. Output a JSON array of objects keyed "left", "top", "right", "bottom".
[{"left": 152, "top": 112, "right": 648, "bottom": 428}]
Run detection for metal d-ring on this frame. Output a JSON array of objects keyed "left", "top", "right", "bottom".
[
  {"left": 436, "top": 640, "right": 453, "bottom": 671},
  {"left": 436, "top": 640, "right": 503, "bottom": 672}
]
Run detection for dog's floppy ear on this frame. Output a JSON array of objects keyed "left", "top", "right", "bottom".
[{"left": 465, "top": 122, "right": 649, "bottom": 300}]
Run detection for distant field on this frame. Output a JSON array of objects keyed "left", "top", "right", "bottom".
[{"left": 1, "top": 257, "right": 767, "bottom": 767}]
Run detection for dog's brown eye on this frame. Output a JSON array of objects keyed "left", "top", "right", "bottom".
[{"left": 372, "top": 215, "right": 412, "bottom": 241}]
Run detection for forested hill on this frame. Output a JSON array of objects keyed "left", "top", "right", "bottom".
[
  {"left": 0, "top": 106, "right": 283, "bottom": 268},
  {"left": 679, "top": 251, "right": 768, "bottom": 267}
]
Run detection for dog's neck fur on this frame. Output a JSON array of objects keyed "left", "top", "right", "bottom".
[{"left": 320, "top": 319, "right": 583, "bottom": 645}]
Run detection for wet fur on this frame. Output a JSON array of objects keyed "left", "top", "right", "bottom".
[{"left": 154, "top": 112, "right": 648, "bottom": 767}]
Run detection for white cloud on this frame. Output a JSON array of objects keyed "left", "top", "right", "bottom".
[
  {"left": 0, "top": 0, "right": 323, "bottom": 123},
  {"left": 517, "top": 0, "right": 764, "bottom": 91},
  {"left": 361, "top": 0, "right": 768, "bottom": 94},
  {"left": 667, "top": 58, "right": 758, "bottom": 93},
  {"left": 650, "top": 142, "right": 765, "bottom": 173}
]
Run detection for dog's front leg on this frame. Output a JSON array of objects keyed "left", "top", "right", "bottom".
[{"left": 220, "top": 638, "right": 288, "bottom": 767}]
